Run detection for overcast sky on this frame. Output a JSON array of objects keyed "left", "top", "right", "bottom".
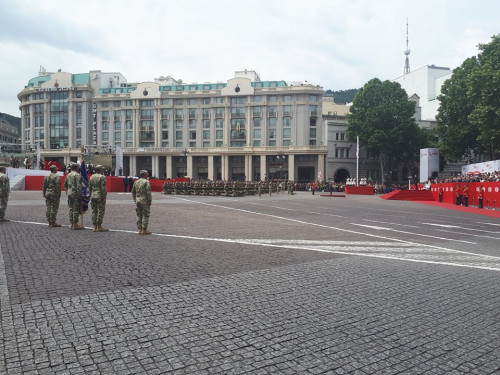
[{"left": 0, "top": 0, "right": 499, "bottom": 117}]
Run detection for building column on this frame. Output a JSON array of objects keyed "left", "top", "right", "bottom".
[
  {"left": 152, "top": 155, "right": 160, "bottom": 178},
  {"left": 165, "top": 155, "right": 173, "bottom": 179},
  {"left": 208, "top": 155, "right": 214, "bottom": 181},
  {"left": 260, "top": 155, "right": 266, "bottom": 181},
  {"left": 186, "top": 155, "right": 193, "bottom": 178},
  {"left": 222, "top": 154, "right": 229, "bottom": 180},
  {"left": 245, "top": 154, "right": 252, "bottom": 181},
  {"left": 288, "top": 154, "right": 295, "bottom": 182},
  {"left": 130, "top": 155, "right": 137, "bottom": 176},
  {"left": 318, "top": 154, "right": 325, "bottom": 182}
]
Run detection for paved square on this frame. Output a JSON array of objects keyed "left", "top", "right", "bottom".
[{"left": 1, "top": 191, "right": 499, "bottom": 374}]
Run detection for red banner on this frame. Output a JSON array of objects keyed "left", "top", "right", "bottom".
[{"left": 431, "top": 182, "right": 500, "bottom": 208}]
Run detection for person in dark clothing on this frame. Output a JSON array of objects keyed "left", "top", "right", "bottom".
[{"left": 123, "top": 177, "right": 129, "bottom": 192}]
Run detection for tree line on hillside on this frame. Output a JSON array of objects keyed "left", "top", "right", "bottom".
[{"left": 324, "top": 89, "right": 358, "bottom": 104}]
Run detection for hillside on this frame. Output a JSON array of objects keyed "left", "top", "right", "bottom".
[{"left": 324, "top": 88, "right": 358, "bottom": 104}]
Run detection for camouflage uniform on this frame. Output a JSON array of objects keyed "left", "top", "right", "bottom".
[
  {"left": 43, "top": 168, "right": 61, "bottom": 226},
  {"left": 89, "top": 167, "right": 108, "bottom": 231},
  {"left": 132, "top": 171, "right": 152, "bottom": 234},
  {"left": 0, "top": 168, "right": 10, "bottom": 220},
  {"left": 64, "top": 168, "right": 83, "bottom": 228}
]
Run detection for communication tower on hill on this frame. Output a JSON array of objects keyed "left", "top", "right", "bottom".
[{"left": 404, "top": 19, "right": 411, "bottom": 75}]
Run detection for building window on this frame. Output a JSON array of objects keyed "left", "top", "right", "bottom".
[
  {"left": 161, "top": 119, "right": 169, "bottom": 128},
  {"left": 101, "top": 101, "right": 109, "bottom": 108},
  {"left": 284, "top": 95, "right": 291, "bottom": 102},
  {"left": 102, "top": 122, "right": 109, "bottom": 131},
  {"left": 253, "top": 118, "right": 261, "bottom": 127},
  {"left": 189, "top": 141, "right": 196, "bottom": 147},
  {"left": 268, "top": 117, "right": 276, "bottom": 127},
  {"left": 215, "top": 97, "right": 224, "bottom": 104},
  {"left": 268, "top": 129, "right": 276, "bottom": 139},
  {"left": 253, "top": 96, "right": 262, "bottom": 102},
  {"left": 268, "top": 95, "right": 277, "bottom": 102},
  {"left": 126, "top": 120, "right": 133, "bottom": 130},
  {"left": 310, "top": 118, "right": 317, "bottom": 126},
  {"left": 283, "top": 140, "right": 292, "bottom": 146},
  {"left": 309, "top": 95, "right": 317, "bottom": 102},
  {"left": 202, "top": 98, "right": 210, "bottom": 104},
  {"left": 162, "top": 131, "right": 169, "bottom": 140},
  {"left": 176, "top": 131, "right": 183, "bottom": 140},
  {"left": 125, "top": 100, "right": 133, "bottom": 106},
  {"left": 253, "top": 129, "right": 261, "bottom": 139},
  {"left": 140, "top": 109, "right": 154, "bottom": 119},
  {"left": 253, "top": 140, "right": 261, "bottom": 146},
  {"left": 216, "top": 119, "right": 223, "bottom": 128},
  {"left": 309, "top": 139, "right": 316, "bottom": 146},
  {"left": 231, "top": 97, "right": 246, "bottom": 104},
  {"left": 126, "top": 131, "right": 133, "bottom": 140},
  {"left": 189, "top": 131, "right": 196, "bottom": 140},
  {"left": 283, "top": 128, "right": 291, "bottom": 138},
  {"left": 203, "top": 130, "right": 210, "bottom": 139},
  {"left": 140, "top": 100, "right": 154, "bottom": 107},
  {"left": 203, "top": 120, "right": 210, "bottom": 128},
  {"left": 216, "top": 130, "right": 223, "bottom": 139},
  {"left": 161, "top": 108, "right": 169, "bottom": 117},
  {"left": 114, "top": 121, "right": 121, "bottom": 130},
  {"left": 114, "top": 132, "right": 121, "bottom": 141},
  {"left": 202, "top": 141, "right": 210, "bottom": 148},
  {"left": 114, "top": 101, "right": 121, "bottom": 107},
  {"left": 176, "top": 121, "right": 183, "bottom": 129},
  {"left": 161, "top": 98, "right": 170, "bottom": 105},
  {"left": 189, "top": 119, "right": 196, "bottom": 128},
  {"left": 283, "top": 117, "right": 291, "bottom": 126},
  {"left": 188, "top": 98, "right": 197, "bottom": 105},
  {"left": 102, "top": 132, "right": 109, "bottom": 142},
  {"left": 216, "top": 141, "right": 223, "bottom": 147},
  {"left": 268, "top": 140, "right": 276, "bottom": 146},
  {"left": 309, "top": 128, "right": 316, "bottom": 138}
]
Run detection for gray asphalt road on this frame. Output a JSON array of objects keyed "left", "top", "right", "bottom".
[{"left": 1, "top": 191, "right": 499, "bottom": 374}]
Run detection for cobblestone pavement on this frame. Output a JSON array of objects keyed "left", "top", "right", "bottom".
[{"left": 1, "top": 191, "right": 499, "bottom": 374}]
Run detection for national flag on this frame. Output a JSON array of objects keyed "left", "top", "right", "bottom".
[{"left": 80, "top": 161, "right": 90, "bottom": 212}]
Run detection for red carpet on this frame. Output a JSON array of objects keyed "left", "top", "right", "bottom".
[
  {"left": 381, "top": 189, "right": 435, "bottom": 201},
  {"left": 418, "top": 201, "right": 500, "bottom": 218}
]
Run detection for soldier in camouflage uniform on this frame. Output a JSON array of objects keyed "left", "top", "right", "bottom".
[
  {"left": 64, "top": 163, "right": 84, "bottom": 230},
  {"left": 42, "top": 164, "right": 62, "bottom": 227},
  {"left": 132, "top": 170, "right": 152, "bottom": 235},
  {"left": 0, "top": 166, "right": 10, "bottom": 221},
  {"left": 89, "top": 165, "right": 109, "bottom": 232}
]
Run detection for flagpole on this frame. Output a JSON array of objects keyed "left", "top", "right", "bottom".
[
  {"left": 356, "top": 136, "right": 359, "bottom": 187},
  {"left": 80, "top": 146, "right": 84, "bottom": 228}
]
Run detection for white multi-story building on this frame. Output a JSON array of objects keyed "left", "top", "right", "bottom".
[
  {"left": 18, "top": 69, "right": 326, "bottom": 181},
  {"left": 393, "top": 64, "right": 452, "bottom": 128}
]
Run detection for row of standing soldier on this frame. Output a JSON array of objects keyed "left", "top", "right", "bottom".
[{"left": 162, "top": 180, "right": 295, "bottom": 197}]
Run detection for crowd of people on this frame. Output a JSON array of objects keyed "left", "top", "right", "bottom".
[{"left": 431, "top": 170, "right": 500, "bottom": 184}]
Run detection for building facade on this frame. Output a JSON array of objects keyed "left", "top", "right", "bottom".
[
  {"left": 18, "top": 69, "right": 326, "bottom": 181},
  {"left": 0, "top": 116, "right": 20, "bottom": 145}
]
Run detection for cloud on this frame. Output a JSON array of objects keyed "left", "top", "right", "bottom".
[{"left": 1, "top": 0, "right": 499, "bottom": 117}]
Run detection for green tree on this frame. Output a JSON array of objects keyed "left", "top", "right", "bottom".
[
  {"left": 436, "top": 34, "right": 500, "bottom": 161},
  {"left": 346, "top": 78, "right": 424, "bottom": 184}
]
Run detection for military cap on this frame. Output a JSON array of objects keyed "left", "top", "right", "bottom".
[
  {"left": 139, "top": 169, "right": 149, "bottom": 176},
  {"left": 49, "top": 164, "right": 58, "bottom": 171},
  {"left": 95, "top": 165, "right": 103, "bottom": 170}
]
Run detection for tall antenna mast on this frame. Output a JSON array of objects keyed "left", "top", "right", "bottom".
[{"left": 404, "top": 18, "right": 411, "bottom": 75}]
